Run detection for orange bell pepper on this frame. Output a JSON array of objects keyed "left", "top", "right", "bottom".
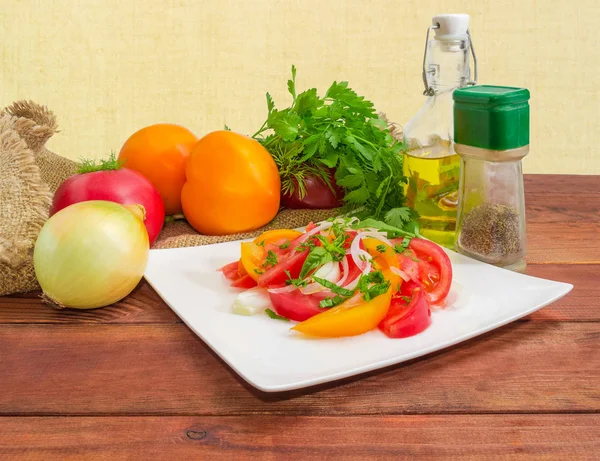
[{"left": 291, "top": 284, "right": 393, "bottom": 337}]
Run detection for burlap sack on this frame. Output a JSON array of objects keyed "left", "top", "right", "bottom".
[
  {"left": 0, "top": 101, "right": 344, "bottom": 295},
  {"left": 0, "top": 101, "right": 77, "bottom": 296}
]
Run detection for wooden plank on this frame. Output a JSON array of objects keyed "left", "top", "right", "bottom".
[
  {"left": 0, "top": 323, "right": 597, "bottom": 415},
  {"left": 0, "top": 282, "right": 179, "bottom": 324},
  {"left": 524, "top": 176, "right": 600, "bottom": 224},
  {"left": 0, "top": 415, "right": 598, "bottom": 460},
  {"left": 526, "top": 264, "right": 600, "bottom": 321},
  {"left": 524, "top": 175, "right": 600, "bottom": 196},
  {"left": 526, "top": 223, "right": 600, "bottom": 264}
]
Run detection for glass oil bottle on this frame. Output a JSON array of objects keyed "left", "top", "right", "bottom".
[{"left": 403, "top": 14, "right": 477, "bottom": 248}]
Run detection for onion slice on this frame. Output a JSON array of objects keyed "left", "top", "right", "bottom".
[
  {"left": 298, "top": 221, "right": 333, "bottom": 243},
  {"left": 390, "top": 266, "right": 411, "bottom": 282},
  {"left": 267, "top": 284, "right": 298, "bottom": 294},
  {"left": 357, "top": 230, "right": 394, "bottom": 248}
]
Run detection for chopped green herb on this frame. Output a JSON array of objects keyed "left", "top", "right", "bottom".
[
  {"left": 264, "top": 250, "right": 278, "bottom": 268},
  {"left": 315, "top": 234, "right": 347, "bottom": 262},
  {"left": 254, "top": 268, "right": 264, "bottom": 275},
  {"left": 312, "top": 276, "right": 356, "bottom": 297},
  {"left": 401, "top": 295, "right": 412, "bottom": 303},
  {"left": 376, "top": 244, "right": 387, "bottom": 253},
  {"left": 319, "top": 295, "right": 346, "bottom": 308},
  {"left": 256, "top": 240, "right": 265, "bottom": 247},
  {"left": 284, "top": 270, "right": 308, "bottom": 288},
  {"left": 393, "top": 237, "right": 411, "bottom": 253},
  {"left": 278, "top": 241, "right": 290, "bottom": 250},
  {"left": 363, "top": 280, "right": 391, "bottom": 302},
  {"left": 265, "top": 308, "right": 289, "bottom": 321}
]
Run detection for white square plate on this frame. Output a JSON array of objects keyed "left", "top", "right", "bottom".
[{"left": 144, "top": 240, "right": 572, "bottom": 392}]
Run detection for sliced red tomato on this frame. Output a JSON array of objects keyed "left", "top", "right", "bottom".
[
  {"left": 269, "top": 289, "right": 327, "bottom": 322},
  {"left": 257, "top": 249, "right": 309, "bottom": 288},
  {"left": 393, "top": 238, "right": 452, "bottom": 305},
  {"left": 399, "top": 279, "right": 421, "bottom": 298},
  {"left": 230, "top": 274, "right": 258, "bottom": 289},
  {"left": 379, "top": 290, "right": 431, "bottom": 338},
  {"left": 305, "top": 222, "right": 318, "bottom": 232},
  {"left": 220, "top": 261, "right": 241, "bottom": 281}
]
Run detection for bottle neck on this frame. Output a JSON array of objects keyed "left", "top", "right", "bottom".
[{"left": 426, "top": 39, "right": 471, "bottom": 93}]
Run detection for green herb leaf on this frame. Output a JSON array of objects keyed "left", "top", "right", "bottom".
[
  {"left": 265, "top": 308, "right": 289, "bottom": 321},
  {"left": 287, "top": 65, "right": 297, "bottom": 102},
  {"left": 279, "top": 241, "right": 290, "bottom": 250},
  {"left": 299, "top": 246, "right": 332, "bottom": 279},
  {"left": 376, "top": 244, "right": 387, "bottom": 253},
  {"left": 264, "top": 250, "right": 278, "bottom": 268},
  {"left": 266, "top": 92, "right": 275, "bottom": 113},
  {"left": 384, "top": 207, "right": 413, "bottom": 228},
  {"left": 319, "top": 295, "right": 346, "bottom": 308},
  {"left": 312, "top": 276, "right": 356, "bottom": 297}
]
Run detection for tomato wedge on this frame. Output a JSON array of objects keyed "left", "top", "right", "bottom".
[
  {"left": 269, "top": 290, "right": 327, "bottom": 322},
  {"left": 379, "top": 290, "right": 431, "bottom": 338},
  {"left": 393, "top": 238, "right": 452, "bottom": 305},
  {"left": 220, "top": 261, "right": 241, "bottom": 281},
  {"left": 258, "top": 249, "right": 308, "bottom": 287}
]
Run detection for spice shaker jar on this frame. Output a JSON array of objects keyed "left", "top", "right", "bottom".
[{"left": 452, "top": 85, "right": 530, "bottom": 272}]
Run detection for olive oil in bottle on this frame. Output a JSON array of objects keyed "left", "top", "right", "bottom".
[
  {"left": 403, "top": 141, "right": 460, "bottom": 248},
  {"left": 402, "top": 14, "right": 476, "bottom": 249}
]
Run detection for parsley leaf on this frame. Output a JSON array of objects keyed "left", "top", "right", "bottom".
[
  {"left": 265, "top": 308, "right": 289, "bottom": 321},
  {"left": 253, "top": 66, "right": 417, "bottom": 232},
  {"left": 278, "top": 241, "right": 290, "bottom": 250},
  {"left": 376, "top": 244, "right": 387, "bottom": 253},
  {"left": 385, "top": 207, "right": 414, "bottom": 228}
]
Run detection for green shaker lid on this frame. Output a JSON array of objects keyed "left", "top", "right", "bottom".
[{"left": 453, "top": 85, "right": 530, "bottom": 150}]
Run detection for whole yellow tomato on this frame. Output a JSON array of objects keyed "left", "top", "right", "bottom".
[
  {"left": 181, "top": 130, "right": 281, "bottom": 235},
  {"left": 118, "top": 124, "right": 199, "bottom": 215}
]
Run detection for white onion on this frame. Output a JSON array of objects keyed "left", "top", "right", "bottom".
[
  {"left": 357, "top": 230, "right": 394, "bottom": 248},
  {"left": 267, "top": 284, "right": 298, "bottom": 294},
  {"left": 298, "top": 221, "right": 333, "bottom": 243},
  {"left": 337, "top": 255, "right": 350, "bottom": 287},
  {"left": 33, "top": 201, "right": 149, "bottom": 309},
  {"left": 350, "top": 234, "right": 373, "bottom": 275},
  {"left": 301, "top": 261, "right": 341, "bottom": 294},
  {"left": 390, "top": 266, "right": 411, "bottom": 282}
]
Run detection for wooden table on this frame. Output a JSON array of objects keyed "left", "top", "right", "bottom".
[{"left": 1, "top": 174, "right": 599, "bottom": 460}]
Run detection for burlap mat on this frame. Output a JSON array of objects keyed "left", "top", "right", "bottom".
[{"left": 0, "top": 101, "right": 344, "bottom": 296}]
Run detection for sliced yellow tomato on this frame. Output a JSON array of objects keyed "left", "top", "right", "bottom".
[
  {"left": 240, "top": 242, "right": 265, "bottom": 281},
  {"left": 241, "top": 229, "right": 303, "bottom": 281},
  {"left": 362, "top": 238, "right": 399, "bottom": 272},
  {"left": 252, "top": 229, "right": 302, "bottom": 245},
  {"left": 291, "top": 285, "right": 393, "bottom": 337}
]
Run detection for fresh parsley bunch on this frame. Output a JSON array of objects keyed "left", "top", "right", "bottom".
[{"left": 252, "top": 66, "right": 417, "bottom": 230}]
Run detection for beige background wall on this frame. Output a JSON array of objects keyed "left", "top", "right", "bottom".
[{"left": 2, "top": 0, "right": 598, "bottom": 174}]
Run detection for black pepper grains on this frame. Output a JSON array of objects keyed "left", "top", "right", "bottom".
[{"left": 458, "top": 203, "right": 523, "bottom": 263}]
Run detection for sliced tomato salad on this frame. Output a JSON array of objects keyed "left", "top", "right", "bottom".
[{"left": 219, "top": 219, "right": 453, "bottom": 339}]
